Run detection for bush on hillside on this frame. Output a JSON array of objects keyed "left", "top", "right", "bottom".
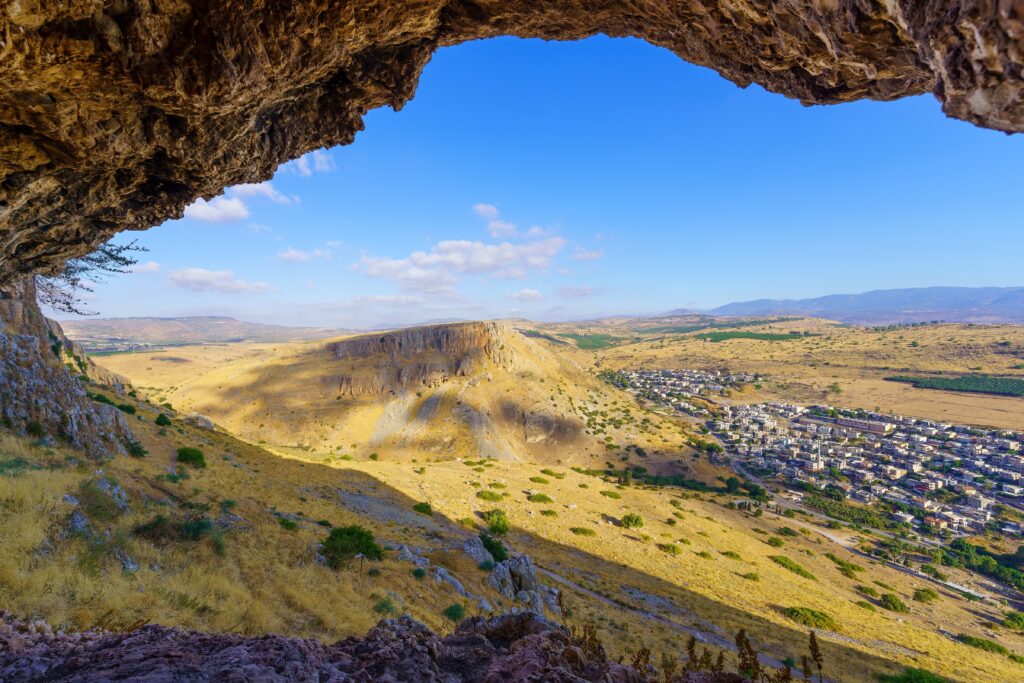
[
  {"left": 155, "top": 413, "right": 172, "bottom": 426},
  {"left": 956, "top": 634, "right": 1008, "bottom": 655},
  {"left": 621, "top": 513, "right": 644, "bottom": 529},
  {"left": 880, "top": 593, "right": 909, "bottom": 613},
  {"left": 877, "top": 669, "right": 948, "bottom": 683},
  {"left": 442, "top": 603, "right": 466, "bottom": 622},
  {"left": 769, "top": 555, "right": 816, "bottom": 580},
  {"left": 412, "top": 502, "right": 433, "bottom": 516},
  {"left": 784, "top": 607, "right": 836, "bottom": 630},
  {"left": 476, "top": 490, "right": 503, "bottom": 502},
  {"left": 321, "top": 525, "right": 383, "bottom": 569},
  {"left": 176, "top": 446, "right": 206, "bottom": 468},
  {"left": 571, "top": 527, "right": 596, "bottom": 537},
  {"left": 479, "top": 532, "right": 508, "bottom": 562},
  {"left": 528, "top": 493, "right": 553, "bottom": 503},
  {"left": 913, "top": 588, "right": 939, "bottom": 604},
  {"left": 482, "top": 509, "right": 510, "bottom": 535}
]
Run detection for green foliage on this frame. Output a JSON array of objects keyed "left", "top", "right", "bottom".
[
  {"left": 571, "top": 527, "right": 597, "bottom": 537},
  {"left": 78, "top": 481, "right": 123, "bottom": 522},
  {"left": 767, "top": 536, "right": 785, "bottom": 548},
  {"left": 116, "top": 403, "right": 136, "bottom": 414},
  {"left": 125, "top": 439, "right": 148, "bottom": 458},
  {"left": 879, "top": 593, "right": 909, "bottom": 613},
  {"left": 134, "top": 514, "right": 223, "bottom": 553},
  {"left": 478, "top": 560, "right": 495, "bottom": 571},
  {"left": 741, "top": 572, "right": 760, "bottom": 581},
  {"left": 476, "top": 490, "right": 503, "bottom": 502},
  {"left": 913, "top": 588, "right": 939, "bottom": 604},
  {"left": 529, "top": 476, "right": 550, "bottom": 484},
  {"left": 784, "top": 607, "right": 836, "bottom": 630},
  {"left": 558, "top": 333, "right": 621, "bottom": 349},
  {"left": 442, "top": 603, "right": 466, "bottom": 622},
  {"left": 278, "top": 517, "right": 299, "bottom": 531},
  {"left": 621, "top": 513, "right": 644, "bottom": 529},
  {"left": 721, "top": 550, "right": 741, "bottom": 560},
  {"left": 176, "top": 447, "right": 206, "bottom": 468},
  {"left": 320, "top": 525, "right": 383, "bottom": 569},
  {"left": 412, "top": 567, "right": 426, "bottom": 580},
  {"left": 479, "top": 532, "right": 508, "bottom": 562},
  {"left": 877, "top": 668, "right": 948, "bottom": 683},
  {"left": 935, "top": 538, "right": 1024, "bottom": 593},
  {"left": 919, "top": 564, "right": 948, "bottom": 581},
  {"left": 488, "top": 482, "right": 507, "bottom": 489},
  {"left": 658, "top": 543, "right": 682, "bottom": 556},
  {"left": 539, "top": 469, "right": 565, "bottom": 479},
  {"left": 777, "top": 526, "right": 799, "bottom": 537},
  {"left": 804, "top": 493, "right": 897, "bottom": 530},
  {"left": 155, "top": 413, "right": 172, "bottom": 426},
  {"left": 857, "top": 585, "right": 879, "bottom": 598},
  {"left": 886, "top": 375, "right": 1024, "bottom": 397},
  {"left": 373, "top": 597, "right": 398, "bottom": 616},
  {"left": 26, "top": 421, "right": 45, "bottom": 438},
  {"left": 956, "top": 634, "right": 1008, "bottom": 655},
  {"left": 769, "top": 555, "right": 816, "bottom": 580},
  {"left": 528, "top": 493, "right": 553, "bottom": 503},
  {"left": 599, "top": 490, "right": 621, "bottom": 499},
  {"left": 482, "top": 509, "right": 510, "bottom": 536},
  {"left": 856, "top": 600, "right": 875, "bottom": 611},
  {"left": 696, "top": 331, "right": 812, "bottom": 343},
  {"left": 1004, "top": 610, "right": 1024, "bottom": 632},
  {"left": 540, "top": 509, "right": 557, "bottom": 517},
  {"left": 824, "top": 552, "right": 864, "bottom": 578},
  {"left": 412, "top": 502, "right": 433, "bottom": 516}
]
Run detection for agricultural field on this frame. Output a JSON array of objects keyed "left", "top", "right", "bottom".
[{"left": 886, "top": 375, "right": 1024, "bottom": 398}]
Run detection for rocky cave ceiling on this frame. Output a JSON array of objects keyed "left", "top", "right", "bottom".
[{"left": 1, "top": 0, "right": 1021, "bottom": 285}]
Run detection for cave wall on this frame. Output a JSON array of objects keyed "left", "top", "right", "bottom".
[{"left": 1, "top": 1, "right": 1021, "bottom": 284}]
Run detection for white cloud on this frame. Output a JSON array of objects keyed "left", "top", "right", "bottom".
[
  {"left": 557, "top": 284, "right": 598, "bottom": 299},
  {"left": 473, "top": 202, "right": 521, "bottom": 238},
  {"left": 277, "top": 242, "right": 339, "bottom": 262},
  {"left": 230, "top": 181, "right": 292, "bottom": 204},
  {"left": 245, "top": 222, "right": 272, "bottom": 234},
  {"left": 572, "top": 248, "right": 604, "bottom": 261},
  {"left": 525, "top": 226, "right": 548, "bottom": 237},
  {"left": 508, "top": 288, "right": 543, "bottom": 301},
  {"left": 358, "top": 237, "right": 566, "bottom": 295},
  {"left": 183, "top": 196, "right": 249, "bottom": 222},
  {"left": 169, "top": 268, "right": 271, "bottom": 293},
  {"left": 130, "top": 261, "right": 161, "bottom": 273},
  {"left": 282, "top": 150, "right": 336, "bottom": 177}
]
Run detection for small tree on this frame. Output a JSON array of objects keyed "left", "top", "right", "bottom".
[
  {"left": 320, "top": 525, "right": 383, "bottom": 569},
  {"left": 621, "top": 513, "right": 644, "bottom": 529},
  {"left": 35, "top": 240, "right": 146, "bottom": 315},
  {"left": 483, "top": 509, "right": 510, "bottom": 535}
]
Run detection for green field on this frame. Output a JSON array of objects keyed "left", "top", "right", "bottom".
[
  {"left": 885, "top": 375, "right": 1024, "bottom": 398},
  {"left": 695, "top": 331, "right": 811, "bottom": 343},
  {"left": 638, "top": 317, "right": 800, "bottom": 335},
  {"left": 557, "top": 333, "right": 622, "bottom": 349}
]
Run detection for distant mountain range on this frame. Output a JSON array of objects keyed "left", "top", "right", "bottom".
[
  {"left": 61, "top": 316, "right": 348, "bottom": 349},
  {"left": 700, "top": 287, "right": 1024, "bottom": 324}
]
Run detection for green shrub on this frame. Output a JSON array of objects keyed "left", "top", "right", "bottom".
[
  {"left": 857, "top": 585, "right": 879, "bottom": 598},
  {"left": 478, "top": 559, "right": 495, "bottom": 571},
  {"left": 482, "top": 509, "right": 510, "bottom": 536},
  {"left": 767, "top": 536, "right": 784, "bottom": 547},
  {"left": 913, "top": 588, "right": 939, "bottom": 604},
  {"left": 956, "top": 634, "right": 1008, "bottom": 655},
  {"left": 721, "top": 550, "right": 741, "bottom": 560},
  {"left": 696, "top": 550, "right": 712, "bottom": 559},
  {"left": 540, "top": 469, "right": 565, "bottom": 479},
  {"left": 877, "top": 669, "right": 948, "bottom": 683},
  {"left": 278, "top": 517, "right": 299, "bottom": 531},
  {"left": 571, "top": 527, "right": 596, "bottom": 537},
  {"left": 412, "top": 567, "right": 426, "bottom": 580},
  {"left": 412, "top": 502, "right": 433, "bottom": 516},
  {"left": 777, "top": 526, "right": 799, "bottom": 537},
  {"left": 116, "top": 403, "right": 136, "bottom": 415},
  {"left": 476, "top": 490, "right": 503, "bottom": 502},
  {"left": 784, "top": 607, "right": 837, "bottom": 629},
  {"left": 769, "top": 556, "right": 816, "bottom": 580},
  {"left": 126, "top": 439, "right": 148, "bottom": 458},
  {"left": 528, "top": 493, "right": 553, "bottom": 503},
  {"left": 374, "top": 597, "right": 398, "bottom": 615},
  {"left": 479, "top": 532, "right": 508, "bottom": 562},
  {"left": 155, "top": 413, "right": 172, "bottom": 426},
  {"left": 658, "top": 543, "right": 682, "bottom": 556},
  {"left": 367, "top": 567, "right": 381, "bottom": 577},
  {"left": 856, "top": 600, "right": 875, "bottom": 611},
  {"left": 540, "top": 509, "right": 557, "bottom": 517},
  {"left": 488, "top": 482, "right": 507, "bottom": 489},
  {"left": 741, "top": 572, "right": 760, "bottom": 581},
  {"left": 600, "top": 490, "right": 621, "bottom": 499},
  {"left": 529, "top": 476, "right": 550, "bottom": 484},
  {"left": 316, "top": 518, "right": 332, "bottom": 528},
  {"left": 621, "top": 513, "right": 644, "bottom": 529},
  {"left": 321, "top": 525, "right": 383, "bottom": 569},
  {"left": 880, "top": 593, "right": 909, "bottom": 613},
  {"left": 1004, "top": 610, "right": 1024, "bottom": 632},
  {"left": 176, "top": 447, "right": 206, "bottom": 468},
  {"left": 920, "top": 564, "right": 948, "bottom": 581},
  {"left": 442, "top": 602, "right": 466, "bottom": 622},
  {"left": 26, "top": 421, "right": 45, "bottom": 438}
]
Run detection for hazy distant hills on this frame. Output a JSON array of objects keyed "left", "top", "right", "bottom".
[
  {"left": 61, "top": 316, "right": 347, "bottom": 348},
  {"left": 704, "top": 287, "right": 1024, "bottom": 325}
]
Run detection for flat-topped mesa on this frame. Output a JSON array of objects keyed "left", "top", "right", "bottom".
[
  {"left": 1, "top": 1, "right": 1022, "bottom": 283},
  {"left": 327, "top": 322, "right": 518, "bottom": 395}
]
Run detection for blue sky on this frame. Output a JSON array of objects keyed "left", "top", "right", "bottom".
[{"left": 69, "top": 36, "right": 1024, "bottom": 329}]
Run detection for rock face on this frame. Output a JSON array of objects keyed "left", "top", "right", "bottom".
[
  {"left": 327, "top": 322, "right": 517, "bottom": 395},
  {"left": 0, "top": 611, "right": 664, "bottom": 683},
  {"left": 1, "top": 2, "right": 1022, "bottom": 283},
  {"left": 0, "top": 279, "right": 133, "bottom": 458}
]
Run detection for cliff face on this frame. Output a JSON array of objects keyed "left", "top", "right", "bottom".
[
  {"left": 327, "top": 322, "right": 517, "bottom": 396},
  {"left": 1, "top": 1, "right": 1022, "bottom": 284},
  {"left": 0, "top": 279, "right": 132, "bottom": 458}
]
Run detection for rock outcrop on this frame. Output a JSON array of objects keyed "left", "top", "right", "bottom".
[
  {"left": 327, "top": 322, "right": 516, "bottom": 395},
  {"left": 2, "top": 2, "right": 1022, "bottom": 283},
  {"left": 0, "top": 279, "right": 133, "bottom": 458},
  {"left": 1, "top": 611, "right": 668, "bottom": 683}
]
